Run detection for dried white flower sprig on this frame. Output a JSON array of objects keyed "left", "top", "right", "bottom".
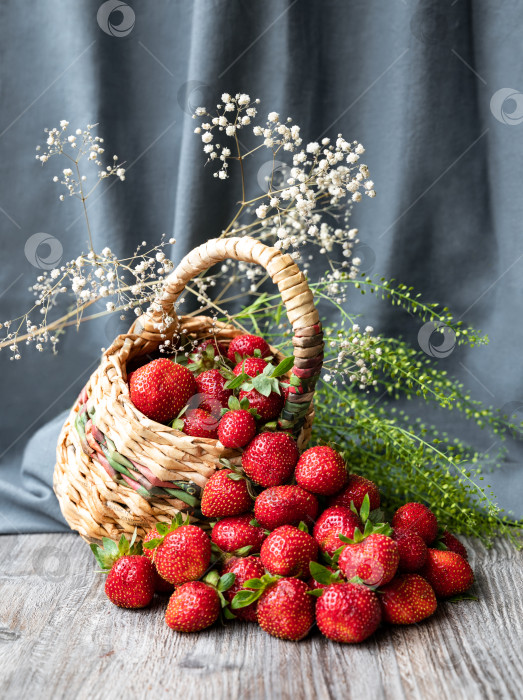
[{"left": 1, "top": 93, "right": 378, "bottom": 389}]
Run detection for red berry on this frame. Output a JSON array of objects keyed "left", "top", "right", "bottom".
[
  {"left": 316, "top": 582, "right": 382, "bottom": 643},
  {"left": 257, "top": 578, "right": 315, "bottom": 641},
  {"left": 152, "top": 567, "right": 175, "bottom": 594},
  {"left": 212, "top": 514, "right": 266, "bottom": 554},
  {"left": 392, "top": 529, "right": 428, "bottom": 572},
  {"left": 104, "top": 555, "right": 155, "bottom": 609},
  {"left": 153, "top": 525, "right": 211, "bottom": 585},
  {"left": 227, "top": 334, "right": 271, "bottom": 362},
  {"left": 391, "top": 502, "right": 439, "bottom": 545},
  {"left": 329, "top": 474, "right": 380, "bottom": 511},
  {"left": 420, "top": 549, "right": 474, "bottom": 598},
  {"left": 143, "top": 526, "right": 161, "bottom": 561},
  {"left": 195, "top": 369, "right": 232, "bottom": 412},
  {"left": 200, "top": 469, "right": 252, "bottom": 518},
  {"left": 260, "top": 524, "right": 318, "bottom": 578},
  {"left": 218, "top": 410, "right": 257, "bottom": 448},
  {"left": 221, "top": 556, "right": 265, "bottom": 622},
  {"left": 239, "top": 388, "right": 284, "bottom": 420},
  {"left": 254, "top": 485, "right": 319, "bottom": 530},
  {"left": 129, "top": 359, "right": 197, "bottom": 423},
  {"left": 380, "top": 574, "right": 437, "bottom": 625},
  {"left": 165, "top": 581, "right": 220, "bottom": 632},
  {"left": 295, "top": 446, "right": 347, "bottom": 495},
  {"left": 233, "top": 357, "right": 268, "bottom": 377},
  {"left": 242, "top": 432, "right": 299, "bottom": 487},
  {"left": 338, "top": 534, "right": 400, "bottom": 587},
  {"left": 440, "top": 530, "right": 468, "bottom": 559},
  {"left": 181, "top": 408, "right": 219, "bottom": 439},
  {"left": 313, "top": 506, "right": 362, "bottom": 557}
]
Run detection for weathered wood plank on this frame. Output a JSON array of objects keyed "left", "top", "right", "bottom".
[{"left": 0, "top": 534, "right": 521, "bottom": 700}]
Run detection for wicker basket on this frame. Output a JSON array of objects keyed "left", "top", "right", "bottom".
[{"left": 54, "top": 237, "right": 324, "bottom": 542}]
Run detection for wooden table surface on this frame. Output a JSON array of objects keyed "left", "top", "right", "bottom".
[{"left": 0, "top": 533, "right": 521, "bottom": 700}]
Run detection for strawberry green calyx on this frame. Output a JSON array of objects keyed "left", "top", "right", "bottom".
[
  {"left": 90, "top": 529, "right": 141, "bottom": 571},
  {"left": 240, "top": 357, "right": 294, "bottom": 397},
  {"left": 219, "top": 395, "right": 260, "bottom": 419},
  {"left": 231, "top": 573, "right": 281, "bottom": 609},
  {"left": 142, "top": 513, "right": 191, "bottom": 551},
  {"left": 308, "top": 561, "right": 344, "bottom": 596},
  {"left": 202, "top": 570, "right": 238, "bottom": 619},
  {"left": 331, "top": 495, "right": 393, "bottom": 563}
]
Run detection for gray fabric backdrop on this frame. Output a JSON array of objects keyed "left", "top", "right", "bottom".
[{"left": 1, "top": 0, "right": 522, "bottom": 534}]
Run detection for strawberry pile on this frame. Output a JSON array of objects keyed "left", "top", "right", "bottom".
[
  {"left": 91, "top": 433, "right": 476, "bottom": 642},
  {"left": 128, "top": 333, "right": 296, "bottom": 444}
]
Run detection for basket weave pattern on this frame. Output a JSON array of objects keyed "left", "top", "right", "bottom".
[{"left": 54, "top": 237, "right": 324, "bottom": 542}]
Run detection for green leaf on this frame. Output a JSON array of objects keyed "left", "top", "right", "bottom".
[
  {"left": 225, "top": 373, "right": 248, "bottom": 390},
  {"left": 254, "top": 349, "right": 262, "bottom": 358},
  {"left": 143, "top": 538, "right": 161, "bottom": 550},
  {"left": 218, "top": 573, "right": 236, "bottom": 592},
  {"left": 306, "top": 588, "right": 324, "bottom": 597},
  {"left": 156, "top": 522, "right": 170, "bottom": 537},
  {"left": 447, "top": 593, "right": 479, "bottom": 603},
  {"left": 171, "top": 418, "right": 185, "bottom": 431},
  {"left": 231, "top": 590, "right": 261, "bottom": 609},
  {"left": 359, "top": 493, "right": 371, "bottom": 523},
  {"left": 338, "top": 534, "right": 353, "bottom": 544},
  {"left": 298, "top": 521, "right": 309, "bottom": 533},
  {"left": 243, "top": 578, "right": 265, "bottom": 589},
  {"left": 228, "top": 396, "right": 241, "bottom": 411},
  {"left": 271, "top": 356, "right": 294, "bottom": 378},
  {"left": 234, "top": 545, "right": 253, "bottom": 556},
  {"left": 251, "top": 376, "right": 272, "bottom": 397},
  {"left": 101, "top": 537, "right": 119, "bottom": 558},
  {"left": 223, "top": 606, "right": 237, "bottom": 619},
  {"left": 227, "top": 472, "right": 244, "bottom": 482},
  {"left": 309, "top": 561, "right": 333, "bottom": 585},
  {"left": 289, "top": 374, "right": 301, "bottom": 387}
]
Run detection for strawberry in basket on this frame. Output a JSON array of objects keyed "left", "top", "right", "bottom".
[{"left": 129, "top": 358, "right": 197, "bottom": 423}]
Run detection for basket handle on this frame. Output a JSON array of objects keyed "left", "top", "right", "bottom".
[{"left": 137, "top": 237, "right": 324, "bottom": 434}]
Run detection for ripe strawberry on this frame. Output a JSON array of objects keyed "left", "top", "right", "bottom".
[
  {"left": 104, "top": 555, "right": 155, "bottom": 609},
  {"left": 227, "top": 334, "right": 271, "bottom": 362},
  {"left": 218, "top": 409, "right": 257, "bottom": 448},
  {"left": 440, "top": 530, "right": 468, "bottom": 560},
  {"left": 129, "top": 359, "right": 197, "bottom": 423},
  {"left": 254, "top": 485, "right": 319, "bottom": 530},
  {"left": 91, "top": 533, "right": 156, "bottom": 609},
  {"left": 380, "top": 574, "right": 437, "bottom": 625},
  {"left": 256, "top": 578, "right": 315, "bottom": 641},
  {"left": 316, "top": 582, "right": 382, "bottom": 643},
  {"left": 242, "top": 432, "right": 299, "bottom": 487},
  {"left": 420, "top": 549, "right": 474, "bottom": 598},
  {"left": 295, "top": 445, "right": 347, "bottom": 495},
  {"left": 143, "top": 525, "right": 161, "bottom": 561},
  {"left": 152, "top": 567, "right": 175, "bottom": 594},
  {"left": 233, "top": 357, "right": 268, "bottom": 377},
  {"left": 221, "top": 556, "right": 265, "bottom": 622},
  {"left": 212, "top": 514, "right": 266, "bottom": 554},
  {"left": 165, "top": 581, "right": 220, "bottom": 632},
  {"left": 338, "top": 533, "right": 399, "bottom": 587},
  {"left": 329, "top": 473, "right": 380, "bottom": 511},
  {"left": 200, "top": 469, "right": 252, "bottom": 518},
  {"left": 313, "top": 506, "right": 362, "bottom": 557},
  {"left": 195, "top": 369, "right": 232, "bottom": 412},
  {"left": 392, "top": 529, "right": 428, "bottom": 572},
  {"left": 181, "top": 408, "right": 219, "bottom": 439},
  {"left": 239, "top": 387, "right": 284, "bottom": 420},
  {"left": 391, "top": 502, "right": 438, "bottom": 545},
  {"left": 260, "top": 525, "right": 318, "bottom": 578},
  {"left": 145, "top": 520, "right": 211, "bottom": 585}
]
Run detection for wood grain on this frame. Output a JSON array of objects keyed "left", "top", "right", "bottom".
[{"left": 0, "top": 534, "right": 521, "bottom": 700}]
